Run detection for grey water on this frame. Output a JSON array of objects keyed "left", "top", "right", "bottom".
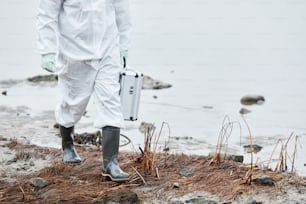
[{"left": 0, "top": 0, "right": 306, "bottom": 176}]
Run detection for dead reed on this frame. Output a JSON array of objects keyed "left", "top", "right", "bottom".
[{"left": 139, "top": 122, "right": 170, "bottom": 175}]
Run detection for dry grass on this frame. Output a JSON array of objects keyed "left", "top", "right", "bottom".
[
  {"left": 1, "top": 130, "right": 305, "bottom": 203},
  {"left": 210, "top": 116, "right": 241, "bottom": 164},
  {"left": 1, "top": 140, "right": 303, "bottom": 203},
  {"left": 139, "top": 122, "right": 170, "bottom": 175}
]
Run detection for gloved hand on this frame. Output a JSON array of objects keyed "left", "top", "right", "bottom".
[
  {"left": 120, "top": 50, "right": 128, "bottom": 68},
  {"left": 41, "top": 53, "right": 56, "bottom": 73}
]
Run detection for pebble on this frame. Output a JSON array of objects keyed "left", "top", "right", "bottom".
[
  {"left": 246, "top": 199, "right": 263, "bottom": 204},
  {"left": 239, "top": 108, "right": 251, "bottom": 115},
  {"left": 185, "top": 197, "right": 218, "bottom": 204},
  {"left": 6, "top": 158, "right": 17, "bottom": 165},
  {"left": 27, "top": 74, "right": 58, "bottom": 82},
  {"left": 99, "top": 189, "right": 139, "bottom": 204},
  {"left": 142, "top": 75, "right": 172, "bottom": 90},
  {"left": 173, "top": 182, "right": 180, "bottom": 188},
  {"left": 240, "top": 95, "right": 265, "bottom": 106},
  {"left": 29, "top": 177, "right": 49, "bottom": 188},
  {"left": 252, "top": 175, "right": 274, "bottom": 186},
  {"left": 29, "top": 161, "right": 35, "bottom": 166},
  {"left": 179, "top": 168, "right": 194, "bottom": 177},
  {"left": 226, "top": 155, "right": 244, "bottom": 163},
  {"left": 243, "top": 144, "right": 263, "bottom": 154}
]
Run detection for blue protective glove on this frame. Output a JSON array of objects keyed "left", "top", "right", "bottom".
[
  {"left": 41, "top": 53, "right": 56, "bottom": 73},
  {"left": 120, "top": 50, "right": 128, "bottom": 68}
]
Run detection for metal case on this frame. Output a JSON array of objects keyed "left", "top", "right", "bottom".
[{"left": 120, "top": 68, "right": 143, "bottom": 121}]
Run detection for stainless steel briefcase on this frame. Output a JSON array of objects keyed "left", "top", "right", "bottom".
[{"left": 120, "top": 68, "right": 143, "bottom": 121}]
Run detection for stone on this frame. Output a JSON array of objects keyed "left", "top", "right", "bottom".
[
  {"left": 27, "top": 74, "right": 58, "bottom": 82},
  {"left": 74, "top": 131, "right": 101, "bottom": 146},
  {"left": 240, "top": 95, "right": 265, "bottom": 106},
  {"left": 243, "top": 144, "right": 263, "bottom": 154},
  {"left": 226, "top": 155, "right": 244, "bottom": 163},
  {"left": 239, "top": 108, "right": 251, "bottom": 115},
  {"left": 29, "top": 177, "right": 49, "bottom": 188},
  {"left": 172, "top": 201, "right": 184, "bottom": 204},
  {"left": 1, "top": 90, "right": 7, "bottom": 96},
  {"left": 208, "top": 151, "right": 243, "bottom": 163},
  {"left": 173, "top": 182, "right": 180, "bottom": 188},
  {"left": 98, "top": 189, "right": 140, "bottom": 204},
  {"left": 252, "top": 175, "right": 274, "bottom": 186},
  {"left": 179, "top": 168, "right": 194, "bottom": 177},
  {"left": 29, "top": 161, "right": 35, "bottom": 166},
  {"left": 6, "top": 157, "right": 17, "bottom": 165},
  {"left": 246, "top": 199, "right": 263, "bottom": 204},
  {"left": 185, "top": 197, "right": 218, "bottom": 204},
  {"left": 142, "top": 75, "right": 172, "bottom": 90}
]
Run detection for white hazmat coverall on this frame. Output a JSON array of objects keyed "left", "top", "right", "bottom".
[{"left": 37, "top": 0, "right": 132, "bottom": 128}]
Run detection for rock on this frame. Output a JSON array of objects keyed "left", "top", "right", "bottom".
[
  {"left": 226, "top": 155, "right": 244, "bottom": 163},
  {"left": 252, "top": 175, "right": 274, "bottom": 186},
  {"left": 185, "top": 197, "right": 218, "bottom": 204},
  {"left": 243, "top": 144, "right": 263, "bottom": 154},
  {"left": 29, "top": 177, "right": 49, "bottom": 188},
  {"left": 171, "top": 136, "right": 193, "bottom": 140},
  {"left": 74, "top": 131, "right": 101, "bottom": 146},
  {"left": 173, "top": 182, "right": 180, "bottom": 188},
  {"left": 179, "top": 168, "right": 194, "bottom": 177},
  {"left": 29, "top": 161, "right": 35, "bottom": 166},
  {"left": 27, "top": 74, "right": 58, "bottom": 83},
  {"left": 246, "top": 199, "right": 263, "bottom": 204},
  {"left": 240, "top": 95, "right": 265, "bottom": 105},
  {"left": 100, "top": 189, "right": 140, "bottom": 204},
  {"left": 172, "top": 202, "right": 183, "bottom": 204},
  {"left": 6, "top": 157, "right": 17, "bottom": 165},
  {"left": 172, "top": 201, "right": 184, "bottom": 204},
  {"left": 239, "top": 108, "right": 251, "bottom": 115},
  {"left": 142, "top": 75, "right": 172, "bottom": 90},
  {"left": 1, "top": 90, "right": 7, "bottom": 96},
  {"left": 208, "top": 152, "right": 243, "bottom": 163},
  {"left": 53, "top": 123, "right": 60, "bottom": 129}
]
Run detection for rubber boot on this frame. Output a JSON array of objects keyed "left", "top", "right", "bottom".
[
  {"left": 60, "top": 125, "right": 82, "bottom": 163},
  {"left": 101, "top": 126, "right": 129, "bottom": 182}
]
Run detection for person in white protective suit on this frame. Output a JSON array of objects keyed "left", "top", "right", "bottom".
[{"left": 37, "top": 0, "right": 131, "bottom": 182}]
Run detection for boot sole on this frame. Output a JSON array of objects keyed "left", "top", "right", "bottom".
[{"left": 101, "top": 172, "right": 129, "bottom": 182}]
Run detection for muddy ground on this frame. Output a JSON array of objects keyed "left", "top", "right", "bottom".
[{"left": 0, "top": 136, "right": 306, "bottom": 204}]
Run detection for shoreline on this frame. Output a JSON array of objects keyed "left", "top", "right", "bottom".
[{"left": 1, "top": 135, "right": 306, "bottom": 203}]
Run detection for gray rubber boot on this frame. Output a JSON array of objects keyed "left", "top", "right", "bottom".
[
  {"left": 101, "top": 126, "right": 129, "bottom": 182},
  {"left": 60, "top": 126, "right": 81, "bottom": 163}
]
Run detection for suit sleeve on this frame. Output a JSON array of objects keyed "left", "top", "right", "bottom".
[
  {"left": 113, "top": 0, "right": 132, "bottom": 51},
  {"left": 37, "top": 0, "right": 62, "bottom": 54}
]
